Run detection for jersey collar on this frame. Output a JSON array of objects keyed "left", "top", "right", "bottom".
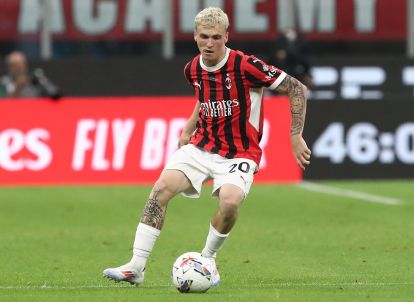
[{"left": 199, "top": 47, "right": 230, "bottom": 72}]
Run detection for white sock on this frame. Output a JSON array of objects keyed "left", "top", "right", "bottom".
[
  {"left": 129, "top": 223, "right": 160, "bottom": 269},
  {"left": 201, "top": 224, "right": 229, "bottom": 259}
]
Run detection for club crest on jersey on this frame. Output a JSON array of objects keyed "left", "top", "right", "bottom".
[
  {"left": 225, "top": 74, "right": 232, "bottom": 89},
  {"left": 193, "top": 81, "right": 201, "bottom": 89}
]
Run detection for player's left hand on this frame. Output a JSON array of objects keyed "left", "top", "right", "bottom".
[{"left": 291, "top": 134, "right": 311, "bottom": 170}]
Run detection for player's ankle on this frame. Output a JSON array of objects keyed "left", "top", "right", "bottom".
[{"left": 127, "top": 256, "right": 146, "bottom": 270}]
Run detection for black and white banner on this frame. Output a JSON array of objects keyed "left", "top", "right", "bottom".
[
  {"left": 304, "top": 100, "right": 414, "bottom": 179},
  {"left": 308, "top": 57, "right": 414, "bottom": 101}
]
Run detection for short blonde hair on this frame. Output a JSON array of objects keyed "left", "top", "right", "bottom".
[{"left": 194, "top": 7, "right": 229, "bottom": 31}]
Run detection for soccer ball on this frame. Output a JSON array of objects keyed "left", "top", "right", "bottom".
[{"left": 172, "top": 252, "right": 213, "bottom": 293}]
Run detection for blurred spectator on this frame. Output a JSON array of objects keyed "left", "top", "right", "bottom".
[
  {"left": 269, "top": 28, "right": 314, "bottom": 89},
  {"left": 0, "top": 51, "right": 61, "bottom": 99}
]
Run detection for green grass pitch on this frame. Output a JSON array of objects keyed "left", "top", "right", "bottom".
[{"left": 0, "top": 181, "right": 413, "bottom": 301}]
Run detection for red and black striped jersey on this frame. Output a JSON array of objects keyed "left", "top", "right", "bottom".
[{"left": 183, "top": 48, "right": 286, "bottom": 166}]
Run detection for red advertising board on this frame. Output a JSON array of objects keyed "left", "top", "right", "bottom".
[
  {"left": 0, "top": 0, "right": 406, "bottom": 41},
  {"left": 0, "top": 97, "right": 301, "bottom": 186}
]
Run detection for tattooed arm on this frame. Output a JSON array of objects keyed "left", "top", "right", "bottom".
[
  {"left": 274, "top": 75, "right": 311, "bottom": 170},
  {"left": 178, "top": 101, "right": 200, "bottom": 148}
]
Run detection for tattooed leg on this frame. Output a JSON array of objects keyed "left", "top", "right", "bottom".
[
  {"left": 139, "top": 170, "right": 194, "bottom": 230},
  {"left": 140, "top": 189, "right": 166, "bottom": 230}
]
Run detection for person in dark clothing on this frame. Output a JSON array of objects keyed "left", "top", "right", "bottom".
[
  {"left": 269, "top": 28, "right": 313, "bottom": 89},
  {"left": 0, "top": 51, "right": 61, "bottom": 99}
]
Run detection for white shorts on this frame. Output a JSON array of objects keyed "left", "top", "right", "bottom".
[{"left": 164, "top": 144, "right": 257, "bottom": 199}]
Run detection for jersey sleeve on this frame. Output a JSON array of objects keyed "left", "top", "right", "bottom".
[{"left": 244, "top": 55, "right": 287, "bottom": 89}]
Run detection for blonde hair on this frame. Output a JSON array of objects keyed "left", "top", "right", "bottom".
[{"left": 194, "top": 7, "right": 229, "bottom": 31}]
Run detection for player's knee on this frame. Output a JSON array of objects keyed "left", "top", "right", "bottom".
[
  {"left": 151, "top": 178, "right": 177, "bottom": 205},
  {"left": 219, "top": 185, "right": 244, "bottom": 203},
  {"left": 219, "top": 190, "right": 244, "bottom": 217}
]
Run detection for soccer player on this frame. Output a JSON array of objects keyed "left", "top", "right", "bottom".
[{"left": 103, "top": 7, "right": 311, "bottom": 286}]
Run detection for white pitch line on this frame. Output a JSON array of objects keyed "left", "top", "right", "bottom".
[
  {"left": 0, "top": 282, "right": 413, "bottom": 289},
  {"left": 256, "top": 281, "right": 414, "bottom": 287},
  {"left": 0, "top": 285, "right": 144, "bottom": 290},
  {"left": 299, "top": 181, "right": 402, "bottom": 206}
]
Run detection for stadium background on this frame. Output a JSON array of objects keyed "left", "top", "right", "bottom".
[
  {"left": 0, "top": 1, "right": 414, "bottom": 301},
  {"left": 1, "top": 0, "right": 413, "bottom": 184}
]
